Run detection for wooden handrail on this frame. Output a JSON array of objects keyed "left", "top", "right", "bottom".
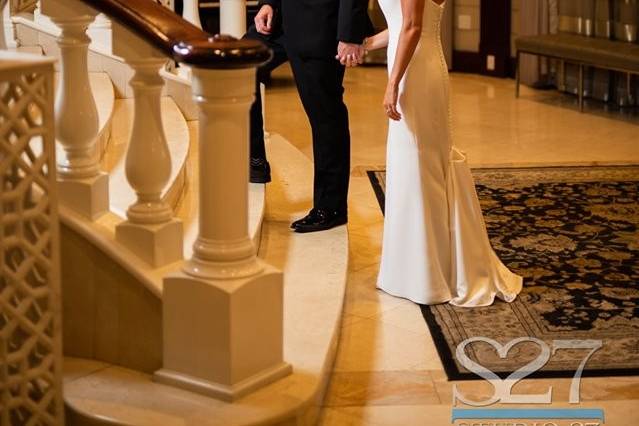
[{"left": 83, "top": 0, "right": 272, "bottom": 68}]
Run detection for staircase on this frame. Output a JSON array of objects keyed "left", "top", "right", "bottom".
[{"left": 2, "top": 0, "right": 349, "bottom": 424}]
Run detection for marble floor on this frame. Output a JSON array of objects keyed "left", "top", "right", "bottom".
[{"left": 263, "top": 65, "right": 639, "bottom": 426}]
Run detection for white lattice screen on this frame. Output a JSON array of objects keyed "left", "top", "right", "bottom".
[{"left": 0, "top": 55, "right": 63, "bottom": 426}]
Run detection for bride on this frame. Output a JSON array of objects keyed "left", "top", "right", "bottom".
[{"left": 363, "top": 0, "right": 523, "bottom": 306}]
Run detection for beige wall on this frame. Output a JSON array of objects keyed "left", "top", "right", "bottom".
[{"left": 453, "top": 0, "right": 481, "bottom": 52}]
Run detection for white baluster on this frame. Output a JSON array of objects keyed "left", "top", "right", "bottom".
[
  {"left": 155, "top": 66, "right": 290, "bottom": 401},
  {"left": 34, "top": 1, "right": 60, "bottom": 34},
  {"left": 182, "top": 0, "right": 202, "bottom": 29},
  {"left": 0, "top": 0, "right": 10, "bottom": 50},
  {"left": 112, "top": 22, "right": 183, "bottom": 267},
  {"left": 220, "top": 0, "right": 246, "bottom": 38},
  {"left": 87, "top": 13, "right": 112, "bottom": 52},
  {"left": 0, "top": 0, "right": 18, "bottom": 49},
  {"left": 42, "top": 0, "right": 109, "bottom": 220}
]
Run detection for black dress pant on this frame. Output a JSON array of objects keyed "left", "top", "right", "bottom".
[
  {"left": 245, "top": 27, "right": 351, "bottom": 214},
  {"left": 288, "top": 53, "right": 350, "bottom": 214},
  {"left": 244, "top": 26, "right": 288, "bottom": 160}
]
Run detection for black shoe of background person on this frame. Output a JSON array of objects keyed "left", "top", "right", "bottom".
[
  {"left": 292, "top": 208, "right": 347, "bottom": 233},
  {"left": 250, "top": 158, "right": 271, "bottom": 183}
]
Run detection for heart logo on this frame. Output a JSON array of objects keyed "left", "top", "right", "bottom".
[{"left": 454, "top": 337, "right": 552, "bottom": 406}]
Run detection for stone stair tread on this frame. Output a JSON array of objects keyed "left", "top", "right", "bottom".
[{"left": 265, "top": 133, "right": 314, "bottom": 223}]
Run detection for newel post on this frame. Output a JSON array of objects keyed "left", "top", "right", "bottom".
[
  {"left": 111, "top": 22, "right": 183, "bottom": 267},
  {"left": 155, "top": 64, "right": 291, "bottom": 401},
  {"left": 41, "top": 0, "right": 109, "bottom": 220}
]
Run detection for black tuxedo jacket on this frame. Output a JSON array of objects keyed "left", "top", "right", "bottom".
[{"left": 258, "top": 0, "right": 373, "bottom": 57}]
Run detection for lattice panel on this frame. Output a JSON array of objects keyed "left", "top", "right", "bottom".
[{"left": 0, "top": 62, "right": 63, "bottom": 426}]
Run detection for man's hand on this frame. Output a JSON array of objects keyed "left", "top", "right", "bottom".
[
  {"left": 336, "top": 42, "right": 365, "bottom": 67},
  {"left": 254, "top": 4, "right": 274, "bottom": 35}
]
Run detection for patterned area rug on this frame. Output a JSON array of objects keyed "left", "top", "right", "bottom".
[{"left": 367, "top": 166, "right": 639, "bottom": 380}]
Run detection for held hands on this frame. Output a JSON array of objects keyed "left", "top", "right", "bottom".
[
  {"left": 336, "top": 41, "right": 366, "bottom": 67},
  {"left": 383, "top": 81, "right": 401, "bottom": 121},
  {"left": 255, "top": 5, "right": 274, "bottom": 35}
]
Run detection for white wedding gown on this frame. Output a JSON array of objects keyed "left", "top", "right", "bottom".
[{"left": 376, "top": 0, "right": 523, "bottom": 306}]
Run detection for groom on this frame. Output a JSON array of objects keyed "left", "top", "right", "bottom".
[{"left": 248, "top": 0, "right": 373, "bottom": 233}]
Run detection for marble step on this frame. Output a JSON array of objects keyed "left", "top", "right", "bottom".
[
  {"left": 60, "top": 134, "right": 349, "bottom": 426},
  {"left": 264, "top": 133, "right": 314, "bottom": 223}
]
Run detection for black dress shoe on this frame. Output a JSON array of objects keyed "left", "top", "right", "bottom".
[
  {"left": 292, "top": 208, "right": 347, "bottom": 233},
  {"left": 290, "top": 208, "right": 318, "bottom": 229},
  {"left": 250, "top": 158, "right": 271, "bottom": 183}
]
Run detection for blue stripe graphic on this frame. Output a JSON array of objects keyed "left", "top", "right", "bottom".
[{"left": 451, "top": 408, "right": 605, "bottom": 422}]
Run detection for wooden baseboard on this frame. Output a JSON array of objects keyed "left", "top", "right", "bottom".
[
  {"left": 452, "top": 50, "right": 517, "bottom": 79},
  {"left": 452, "top": 50, "right": 483, "bottom": 74}
]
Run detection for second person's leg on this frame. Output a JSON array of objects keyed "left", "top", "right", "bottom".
[
  {"left": 288, "top": 53, "right": 350, "bottom": 232},
  {"left": 244, "top": 28, "right": 288, "bottom": 183}
]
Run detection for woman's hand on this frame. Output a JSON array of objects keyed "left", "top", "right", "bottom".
[{"left": 383, "top": 81, "right": 402, "bottom": 121}]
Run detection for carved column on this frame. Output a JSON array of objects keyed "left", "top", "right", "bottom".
[
  {"left": 42, "top": 0, "right": 109, "bottom": 220},
  {"left": 156, "top": 65, "right": 290, "bottom": 401},
  {"left": 87, "top": 13, "right": 112, "bottom": 52},
  {"left": 186, "top": 68, "right": 260, "bottom": 279},
  {"left": 112, "top": 22, "right": 183, "bottom": 267}
]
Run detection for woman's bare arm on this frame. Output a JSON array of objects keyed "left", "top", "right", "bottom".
[
  {"left": 383, "top": 0, "right": 425, "bottom": 120},
  {"left": 364, "top": 29, "right": 389, "bottom": 51},
  {"left": 365, "top": 0, "right": 444, "bottom": 54},
  {"left": 379, "top": 0, "right": 445, "bottom": 120},
  {"left": 388, "top": 0, "right": 425, "bottom": 88}
]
